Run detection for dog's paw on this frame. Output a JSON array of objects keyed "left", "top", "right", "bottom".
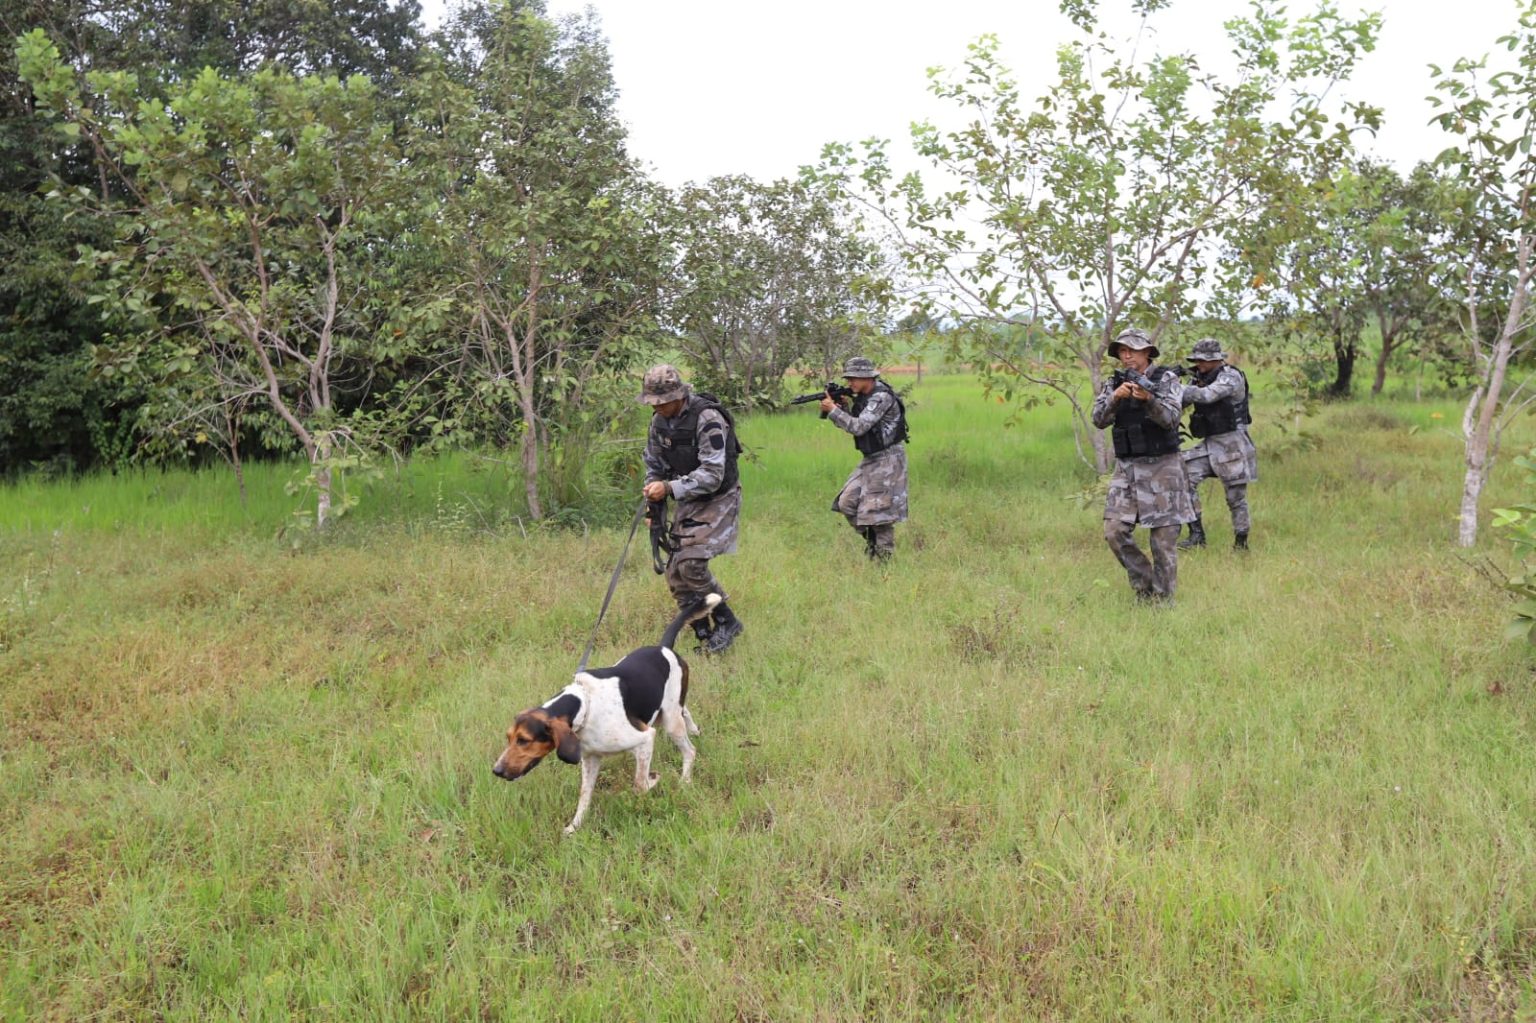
[{"left": 563, "top": 822, "right": 579, "bottom": 835}]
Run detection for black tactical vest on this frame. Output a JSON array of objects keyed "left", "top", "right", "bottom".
[
  {"left": 1188, "top": 366, "right": 1252, "bottom": 438},
  {"left": 653, "top": 393, "right": 740, "bottom": 495},
  {"left": 851, "top": 380, "right": 909, "bottom": 456},
  {"left": 1110, "top": 365, "right": 1182, "bottom": 458}
]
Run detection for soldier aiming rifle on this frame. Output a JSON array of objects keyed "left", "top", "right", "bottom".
[{"left": 818, "top": 357, "right": 910, "bottom": 561}]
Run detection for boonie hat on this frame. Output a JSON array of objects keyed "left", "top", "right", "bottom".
[
  {"left": 1186, "top": 338, "right": 1229, "bottom": 363},
  {"left": 639, "top": 364, "right": 689, "bottom": 405},
  {"left": 1107, "top": 327, "right": 1159, "bottom": 359},
  {"left": 841, "top": 356, "right": 881, "bottom": 379}
]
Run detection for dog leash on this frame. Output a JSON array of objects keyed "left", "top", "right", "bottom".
[{"left": 576, "top": 496, "right": 650, "bottom": 673}]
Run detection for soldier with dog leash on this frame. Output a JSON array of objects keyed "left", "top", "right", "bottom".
[{"left": 639, "top": 364, "right": 745, "bottom": 654}]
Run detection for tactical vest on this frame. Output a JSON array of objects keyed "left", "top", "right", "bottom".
[
  {"left": 653, "top": 393, "right": 740, "bottom": 495},
  {"left": 851, "top": 380, "right": 909, "bottom": 456},
  {"left": 1188, "top": 366, "right": 1252, "bottom": 438},
  {"left": 1110, "top": 365, "right": 1182, "bottom": 458}
]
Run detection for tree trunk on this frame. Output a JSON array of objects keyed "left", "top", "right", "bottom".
[
  {"left": 1458, "top": 288, "right": 1523, "bottom": 547},
  {"left": 1370, "top": 333, "right": 1395, "bottom": 396},
  {"left": 226, "top": 404, "right": 247, "bottom": 507},
  {"left": 1091, "top": 427, "right": 1110, "bottom": 475},
  {"left": 313, "top": 432, "right": 333, "bottom": 530},
  {"left": 1329, "top": 335, "right": 1356, "bottom": 397},
  {"left": 519, "top": 391, "right": 543, "bottom": 520}
]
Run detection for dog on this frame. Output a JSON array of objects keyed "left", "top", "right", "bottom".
[{"left": 492, "top": 594, "right": 717, "bottom": 833}]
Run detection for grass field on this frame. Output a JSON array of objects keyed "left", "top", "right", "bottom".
[{"left": 4, "top": 374, "right": 1536, "bottom": 1020}]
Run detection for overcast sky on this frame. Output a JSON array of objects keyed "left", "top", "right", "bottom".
[{"left": 419, "top": 0, "right": 1526, "bottom": 186}]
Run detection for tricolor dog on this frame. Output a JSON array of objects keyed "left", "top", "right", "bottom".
[{"left": 492, "top": 595, "right": 716, "bottom": 833}]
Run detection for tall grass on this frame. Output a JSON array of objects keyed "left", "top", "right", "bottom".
[{"left": 3, "top": 374, "right": 1535, "bottom": 1020}]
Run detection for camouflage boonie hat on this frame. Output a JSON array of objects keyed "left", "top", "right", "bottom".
[
  {"left": 639, "top": 364, "right": 689, "bottom": 405},
  {"left": 841, "top": 356, "right": 880, "bottom": 378},
  {"left": 1107, "top": 327, "right": 1159, "bottom": 359},
  {"left": 1186, "top": 338, "right": 1229, "bottom": 363}
]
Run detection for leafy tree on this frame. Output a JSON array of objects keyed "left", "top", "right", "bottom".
[
  {"left": 19, "top": 32, "right": 427, "bottom": 525},
  {"left": 811, "top": 0, "right": 1380, "bottom": 472},
  {"left": 1243, "top": 159, "right": 1462, "bottom": 399},
  {"left": 1430, "top": 6, "right": 1536, "bottom": 546},
  {"left": 666, "top": 174, "right": 894, "bottom": 407},
  {"left": 421, "top": 1, "right": 668, "bottom": 519},
  {"left": 0, "top": 0, "right": 424, "bottom": 477}
]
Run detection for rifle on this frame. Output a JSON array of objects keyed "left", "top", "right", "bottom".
[
  {"left": 1111, "top": 367, "right": 1160, "bottom": 394},
  {"left": 789, "top": 382, "right": 856, "bottom": 419}
]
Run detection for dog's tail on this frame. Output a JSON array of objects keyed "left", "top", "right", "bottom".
[{"left": 660, "top": 592, "right": 722, "bottom": 651}]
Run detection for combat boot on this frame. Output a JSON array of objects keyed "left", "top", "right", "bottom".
[
  {"left": 862, "top": 526, "right": 878, "bottom": 559},
  {"left": 1177, "top": 518, "right": 1207, "bottom": 549},
  {"left": 704, "top": 602, "right": 743, "bottom": 654},
  {"left": 1234, "top": 531, "right": 1249, "bottom": 551}
]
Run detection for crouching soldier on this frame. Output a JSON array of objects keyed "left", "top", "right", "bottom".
[
  {"left": 1091, "top": 328, "right": 1194, "bottom": 603},
  {"left": 821, "top": 356, "right": 909, "bottom": 561},
  {"left": 1177, "top": 338, "right": 1258, "bottom": 551},
  {"left": 639, "top": 364, "right": 744, "bottom": 653}
]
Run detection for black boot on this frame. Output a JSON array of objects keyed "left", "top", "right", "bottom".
[
  {"left": 862, "top": 526, "right": 878, "bottom": 559},
  {"left": 1234, "top": 531, "right": 1249, "bottom": 551},
  {"left": 704, "top": 602, "right": 743, "bottom": 654},
  {"left": 1177, "top": 518, "right": 1207, "bottom": 549}
]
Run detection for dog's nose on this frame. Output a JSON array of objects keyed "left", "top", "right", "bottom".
[{"left": 491, "top": 762, "right": 507, "bottom": 779}]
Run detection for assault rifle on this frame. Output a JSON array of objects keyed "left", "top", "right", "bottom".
[
  {"left": 789, "top": 382, "right": 855, "bottom": 419},
  {"left": 1110, "top": 367, "right": 1158, "bottom": 394}
]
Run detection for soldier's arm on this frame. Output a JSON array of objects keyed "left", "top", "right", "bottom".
[
  {"left": 1145, "top": 376, "right": 1184, "bottom": 429},
  {"left": 1183, "top": 367, "right": 1243, "bottom": 405},
  {"left": 1090, "top": 381, "right": 1117, "bottom": 429},
  {"left": 669, "top": 408, "right": 729, "bottom": 499},
  {"left": 828, "top": 391, "right": 892, "bottom": 436}
]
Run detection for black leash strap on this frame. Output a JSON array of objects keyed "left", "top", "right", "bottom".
[{"left": 577, "top": 496, "right": 649, "bottom": 674}]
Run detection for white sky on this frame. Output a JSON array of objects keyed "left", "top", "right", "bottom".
[{"left": 420, "top": 0, "right": 1525, "bottom": 186}]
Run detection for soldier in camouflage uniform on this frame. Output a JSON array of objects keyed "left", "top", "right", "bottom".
[
  {"left": 821, "top": 356, "right": 909, "bottom": 561},
  {"left": 1177, "top": 338, "right": 1258, "bottom": 551},
  {"left": 639, "top": 364, "right": 744, "bottom": 653},
  {"left": 1090, "top": 328, "right": 1195, "bottom": 603}
]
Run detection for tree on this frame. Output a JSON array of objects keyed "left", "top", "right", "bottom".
[
  {"left": 0, "top": 0, "right": 424, "bottom": 476},
  {"left": 812, "top": 0, "right": 1380, "bottom": 472},
  {"left": 1430, "top": 6, "right": 1536, "bottom": 547},
  {"left": 19, "top": 32, "right": 426, "bottom": 525},
  {"left": 423, "top": 1, "right": 668, "bottom": 519},
  {"left": 666, "top": 174, "right": 894, "bottom": 407},
  {"left": 1244, "top": 159, "right": 1461, "bottom": 400}
]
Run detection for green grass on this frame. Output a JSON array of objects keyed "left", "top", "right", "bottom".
[{"left": 3, "top": 374, "right": 1536, "bottom": 1020}]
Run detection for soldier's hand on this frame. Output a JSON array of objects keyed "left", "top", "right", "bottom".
[
  {"left": 643, "top": 481, "right": 668, "bottom": 502},
  {"left": 1128, "top": 384, "right": 1150, "bottom": 401},
  {"left": 1112, "top": 382, "right": 1135, "bottom": 401},
  {"left": 819, "top": 396, "right": 836, "bottom": 414}
]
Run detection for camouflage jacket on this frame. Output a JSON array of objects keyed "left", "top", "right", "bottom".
[
  {"left": 643, "top": 399, "right": 741, "bottom": 559},
  {"left": 1090, "top": 367, "right": 1185, "bottom": 435}
]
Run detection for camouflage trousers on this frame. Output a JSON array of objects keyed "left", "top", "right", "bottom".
[
  {"left": 1184, "top": 451, "right": 1251, "bottom": 533},
  {"left": 843, "top": 522, "right": 895, "bottom": 558},
  {"left": 1104, "top": 520, "right": 1180, "bottom": 600},
  {"left": 663, "top": 553, "right": 727, "bottom": 612}
]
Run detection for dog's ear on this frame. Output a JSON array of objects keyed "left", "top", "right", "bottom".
[{"left": 552, "top": 719, "right": 582, "bottom": 765}]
